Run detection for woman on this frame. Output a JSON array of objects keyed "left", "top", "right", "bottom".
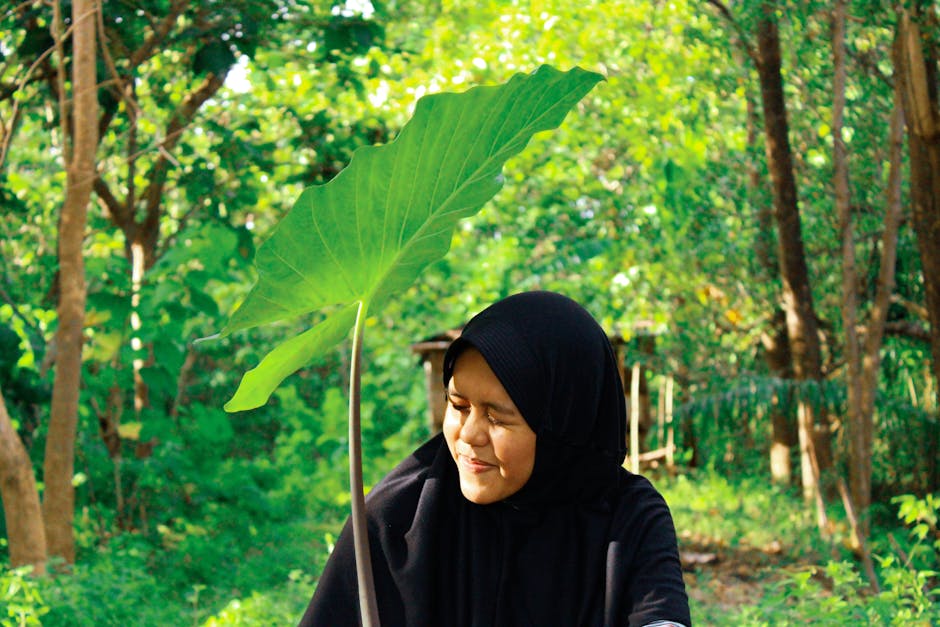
[{"left": 300, "top": 291, "right": 691, "bottom": 626}]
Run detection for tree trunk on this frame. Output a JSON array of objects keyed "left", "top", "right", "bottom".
[
  {"left": 760, "top": 311, "right": 797, "bottom": 484},
  {"left": 95, "top": 70, "right": 227, "bottom": 456},
  {"left": 748, "top": 79, "right": 795, "bottom": 484},
  {"left": 896, "top": 8, "right": 940, "bottom": 415},
  {"left": 754, "top": 1, "right": 831, "bottom": 504},
  {"left": 832, "top": 0, "right": 867, "bottom": 534},
  {"left": 0, "top": 388, "right": 47, "bottom": 573},
  {"left": 834, "top": 1, "right": 906, "bottom": 538},
  {"left": 42, "top": 0, "right": 97, "bottom": 564}
]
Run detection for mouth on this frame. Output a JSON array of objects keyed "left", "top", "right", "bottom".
[{"left": 458, "top": 454, "right": 495, "bottom": 474}]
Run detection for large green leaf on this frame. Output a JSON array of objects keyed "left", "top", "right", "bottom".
[
  {"left": 221, "top": 65, "right": 602, "bottom": 411},
  {"left": 224, "top": 303, "right": 359, "bottom": 411}
]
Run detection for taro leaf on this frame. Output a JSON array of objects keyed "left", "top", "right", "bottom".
[
  {"left": 224, "top": 303, "right": 358, "bottom": 411},
  {"left": 220, "top": 65, "right": 602, "bottom": 411}
]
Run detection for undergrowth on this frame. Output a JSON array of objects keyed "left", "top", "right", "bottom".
[
  {"left": 2, "top": 468, "right": 937, "bottom": 625},
  {"left": 659, "top": 471, "right": 940, "bottom": 626}
]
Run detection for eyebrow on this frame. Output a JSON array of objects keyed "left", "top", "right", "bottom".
[{"left": 446, "top": 389, "right": 518, "bottom": 416}]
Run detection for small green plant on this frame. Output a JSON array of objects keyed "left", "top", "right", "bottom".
[
  {"left": 210, "top": 66, "right": 603, "bottom": 624},
  {"left": 0, "top": 565, "right": 49, "bottom": 627},
  {"left": 735, "top": 493, "right": 940, "bottom": 626},
  {"left": 200, "top": 570, "right": 315, "bottom": 626}
]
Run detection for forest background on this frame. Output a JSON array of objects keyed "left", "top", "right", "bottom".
[{"left": 0, "top": 0, "right": 939, "bottom": 624}]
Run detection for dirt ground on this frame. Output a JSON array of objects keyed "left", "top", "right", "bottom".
[{"left": 678, "top": 529, "right": 807, "bottom": 612}]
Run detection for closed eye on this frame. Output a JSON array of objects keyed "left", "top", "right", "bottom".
[{"left": 447, "top": 398, "right": 470, "bottom": 413}]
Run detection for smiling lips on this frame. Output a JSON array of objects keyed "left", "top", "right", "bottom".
[{"left": 458, "top": 454, "right": 496, "bottom": 473}]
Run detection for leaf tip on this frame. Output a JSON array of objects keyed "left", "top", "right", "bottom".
[{"left": 223, "top": 395, "right": 260, "bottom": 413}]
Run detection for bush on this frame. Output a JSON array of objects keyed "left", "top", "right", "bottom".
[
  {"left": 0, "top": 565, "right": 48, "bottom": 627},
  {"left": 738, "top": 493, "right": 939, "bottom": 626}
]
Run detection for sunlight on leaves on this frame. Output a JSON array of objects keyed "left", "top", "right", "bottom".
[{"left": 219, "top": 65, "right": 602, "bottom": 410}]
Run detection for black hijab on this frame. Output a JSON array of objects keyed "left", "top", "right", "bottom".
[
  {"left": 442, "top": 290, "right": 627, "bottom": 508},
  {"left": 300, "top": 291, "right": 690, "bottom": 627}
]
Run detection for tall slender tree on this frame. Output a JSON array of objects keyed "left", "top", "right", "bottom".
[
  {"left": 895, "top": 7, "right": 940, "bottom": 416},
  {"left": 709, "top": 0, "right": 831, "bottom": 509},
  {"left": 42, "top": 0, "right": 98, "bottom": 564},
  {"left": 832, "top": 0, "right": 904, "bottom": 545}
]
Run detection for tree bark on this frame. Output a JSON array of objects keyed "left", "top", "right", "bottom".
[
  {"left": 895, "top": 8, "right": 940, "bottom": 415},
  {"left": 832, "top": 0, "right": 867, "bottom": 535},
  {"left": 760, "top": 311, "right": 797, "bottom": 484},
  {"left": 753, "top": 1, "right": 831, "bottom": 504},
  {"left": 747, "top": 74, "right": 795, "bottom": 485},
  {"left": 833, "top": 1, "right": 904, "bottom": 538},
  {"left": 0, "top": 388, "right": 47, "bottom": 573},
  {"left": 42, "top": 0, "right": 97, "bottom": 564}
]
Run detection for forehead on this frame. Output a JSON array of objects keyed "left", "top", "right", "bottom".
[{"left": 449, "top": 349, "right": 510, "bottom": 397}]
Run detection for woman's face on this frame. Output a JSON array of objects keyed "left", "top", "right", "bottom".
[{"left": 443, "top": 348, "right": 537, "bottom": 504}]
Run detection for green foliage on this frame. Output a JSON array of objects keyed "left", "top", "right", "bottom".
[
  {"left": 0, "top": 0, "right": 938, "bottom": 623},
  {"left": 40, "top": 549, "right": 178, "bottom": 627},
  {"left": 663, "top": 477, "right": 940, "bottom": 626},
  {"left": 0, "top": 565, "right": 48, "bottom": 627},
  {"left": 5, "top": 472, "right": 932, "bottom": 625},
  {"left": 200, "top": 570, "right": 314, "bottom": 625},
  {"left": 220, "top": 65, "right": 603, "bottom": 410},
  {"left": 1, "top": 368, "right": 423, "bottom": 625},
  {"left": 735, "top": 550, "right": 939, "bottom": 626},
  {"left": 663, "top": 471, "right": 820, "bottom": 557}
]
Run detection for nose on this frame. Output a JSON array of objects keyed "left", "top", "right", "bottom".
[{"left": 460, "top": 408, "right": 489, "bottom": 447}]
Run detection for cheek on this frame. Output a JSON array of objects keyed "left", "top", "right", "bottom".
[
  {"left": 494, "top": 433, "right": 536, "bottom": 476},
  {"left": 442, "top": 410, "right": 459, "bottom": 452}
]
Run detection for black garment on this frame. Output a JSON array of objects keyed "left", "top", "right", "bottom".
[{"left": 300, "top": 292, "right": 690, "bottom": 626}]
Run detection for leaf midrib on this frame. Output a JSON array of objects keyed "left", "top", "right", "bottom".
[{"left": 363, "top": 77, "right": 578, "bottom": 306}]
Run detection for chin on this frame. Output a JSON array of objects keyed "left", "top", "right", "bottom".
[{"left": 459, "top": 483, "right": 498, "bottom": 505}]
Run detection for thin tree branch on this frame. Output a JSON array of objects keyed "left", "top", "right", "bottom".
[
  {"left": 93, "top": 176, "right": 133, "bottom": 231},
  {"left": 0, "top": 24, "right": 64, "bottom": 169},
  {"left": 0, "top": 282, "right": 46, "bottom": 359},
  {"left": 837, "top": 477, "right": 880, "bottom": 593},
  {"left": 861, "top": 84, "right": 905, "bottom": 415},
  {"left": 892, "top": 295, "right": 929, "bottom": 322},
  {"left": 95, "top": 0, "right": 142, "bottom": 123},
  {"left": 882, "top": 320, "right": 931, "bottom": 342},
  {"left": 52, "top": 0, "right": 70, "bottom": 163},
  {"left": 0, "top": 68, "right": 57, "bottom": 102},
  {"left": 96, "top": 66, "right": 225, "bottom": 254},
  {"left": 127, "top": 0, "right": 188, "bottom": 68},
  {"left": 136, "top": 70, "right": 226, "bottom": 260},
  {"left": 704, "top": 0, "right": 758, "bottom": 64},
  {"left": 1, "top": 0, "right": 39, "bottom": 21}
]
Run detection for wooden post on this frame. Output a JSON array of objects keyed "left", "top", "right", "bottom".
[
  {"left": 630, "top": 363, "right": 641, "bottom": 474},
  {"left": 411, "top": 334, "right": 460, "bottom": 433},
  {"left": 422, "top": 349, "right": 446, "bottom": 432},
  {"left": 666, "top": 375, "right": 675, "bottom": 468},
  {"left": 657, "top": 377, "right": 665, "bottom": 447}
]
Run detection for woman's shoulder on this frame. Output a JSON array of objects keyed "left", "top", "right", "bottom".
[
  {"left": 365, "top": 433, "right": 449, "bottom": 526},
  {"left": 615, "top": 468, "right": 666, "bottom": 497},
  {"left": 607, "top": 469, "right": 674, "bottom": 525}
]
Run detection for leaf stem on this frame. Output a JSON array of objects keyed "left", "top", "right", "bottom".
[{"left": 349, "top": 300, "right": 380, "bottom": 627}]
